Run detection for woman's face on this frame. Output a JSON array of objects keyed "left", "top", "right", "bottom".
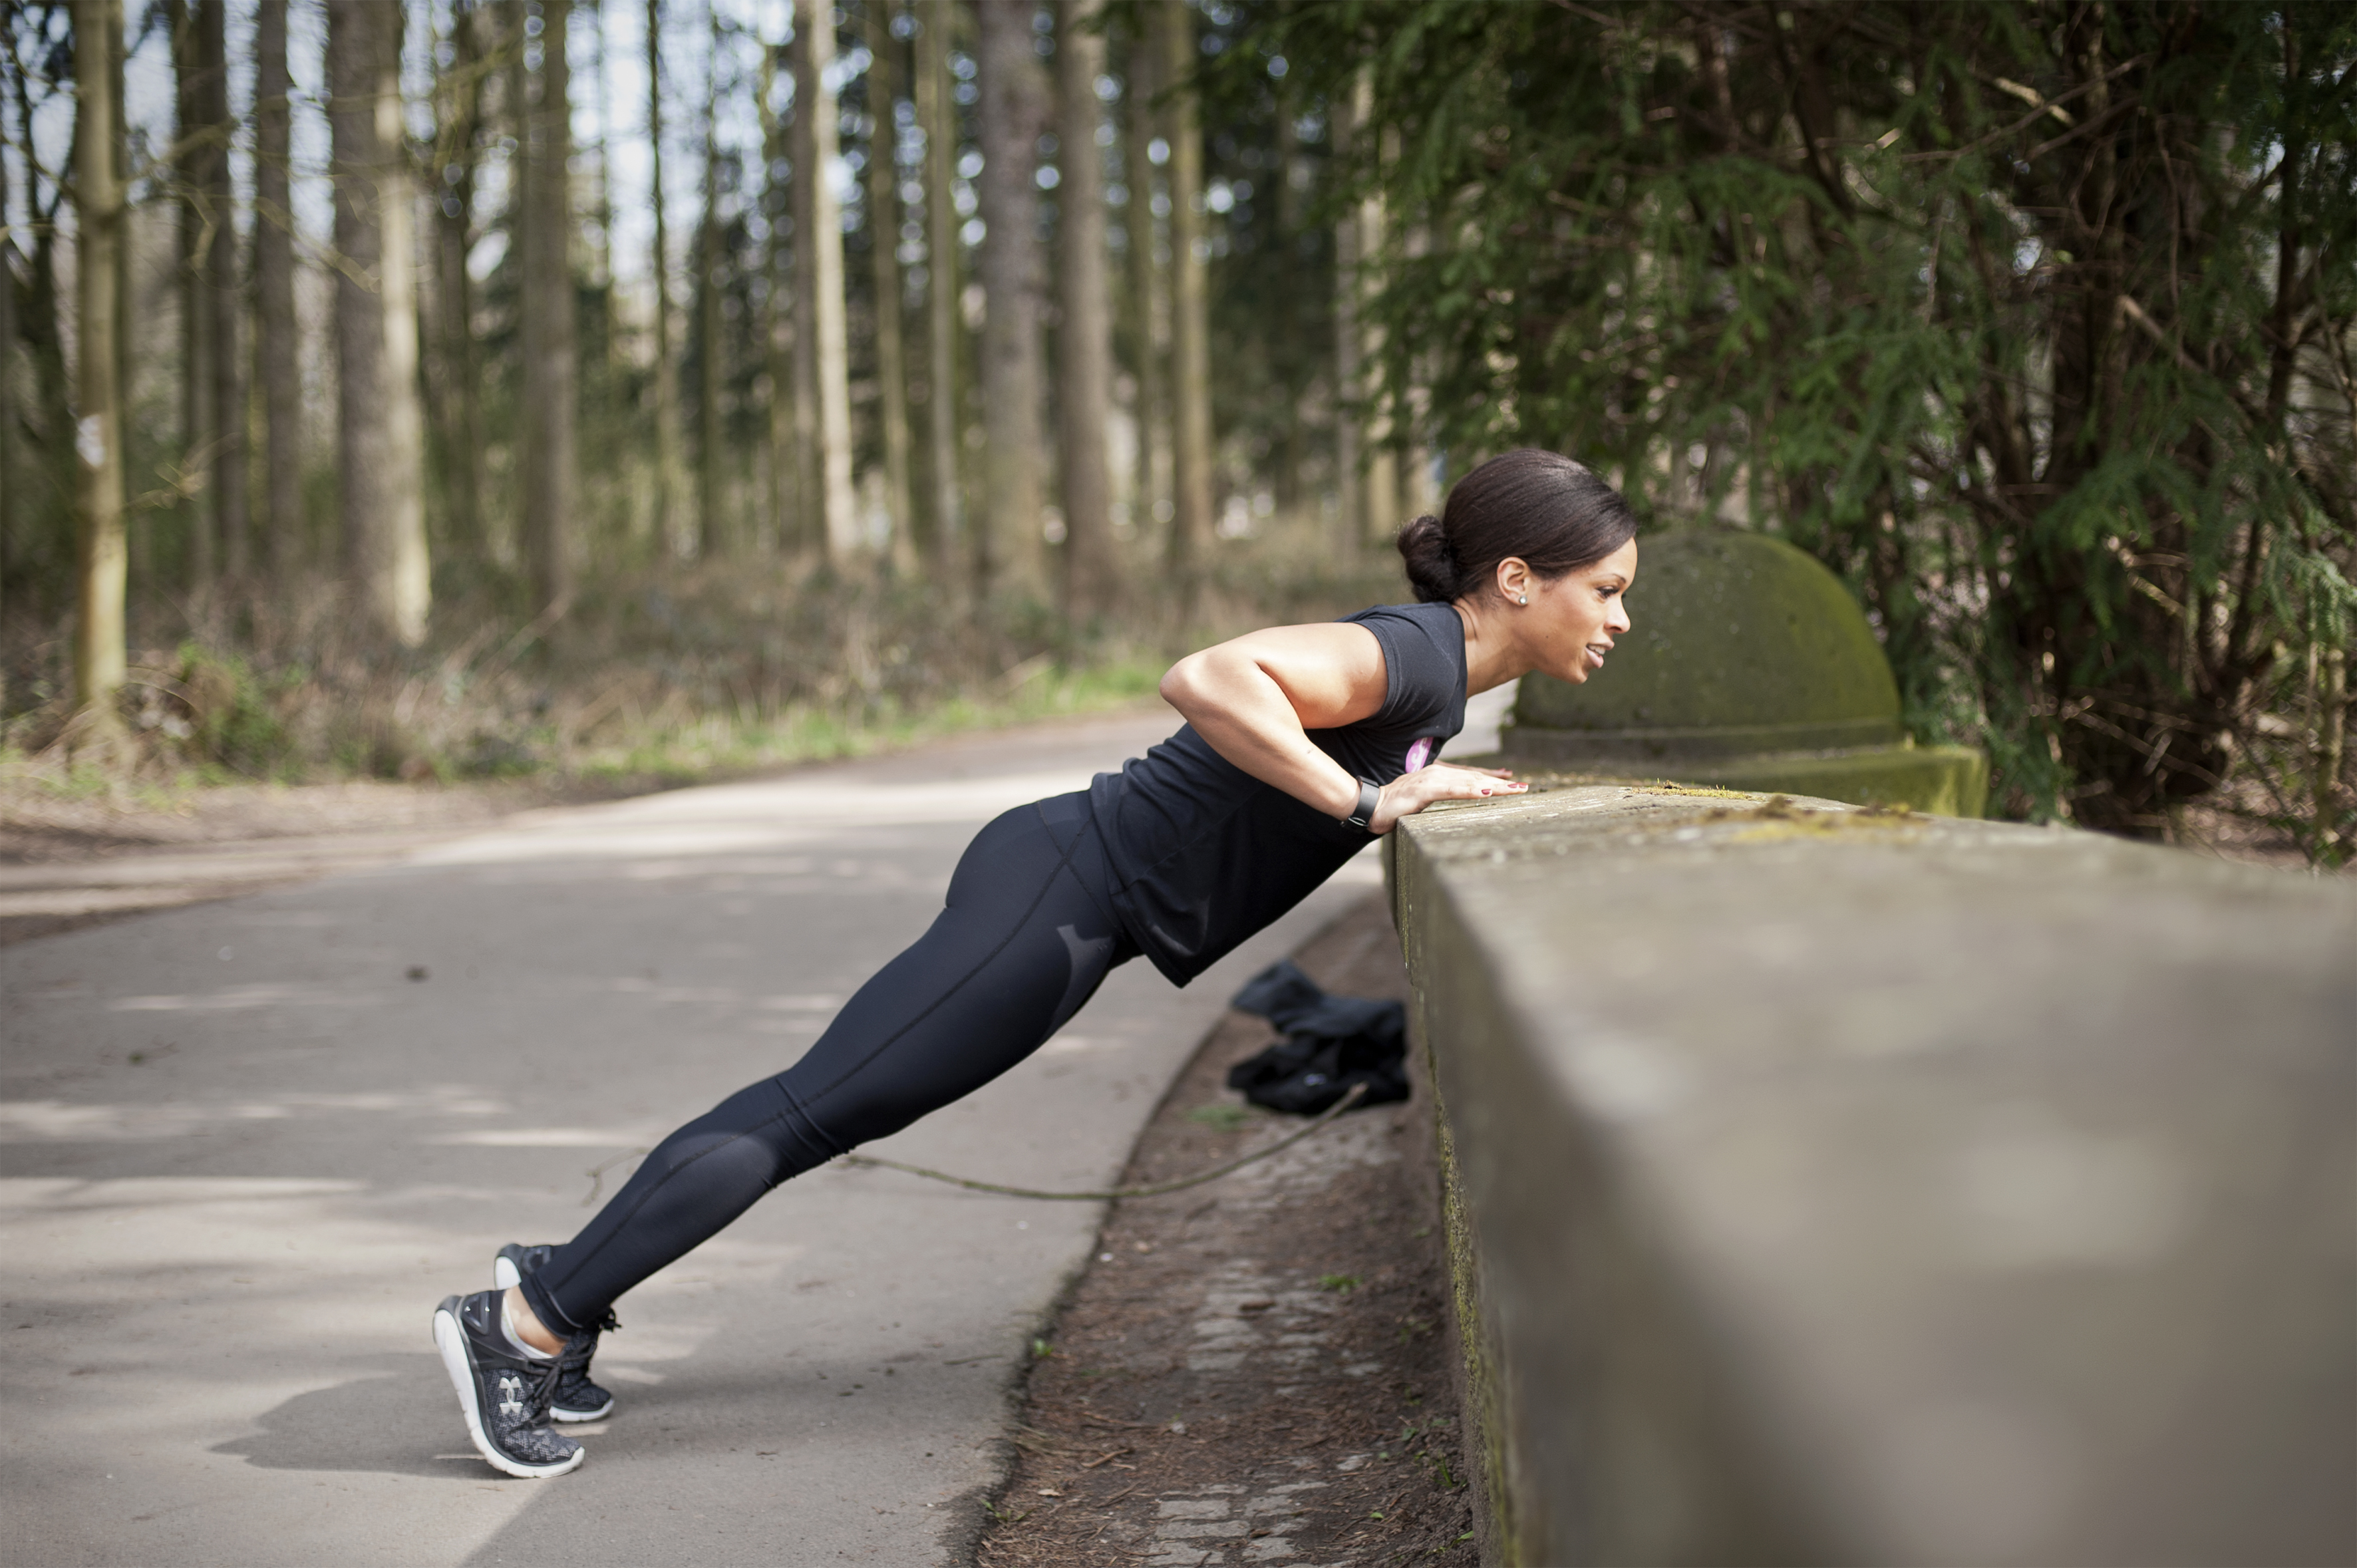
[{"left": 1515, "top": 538, "right": 1638, "bottom": 686}]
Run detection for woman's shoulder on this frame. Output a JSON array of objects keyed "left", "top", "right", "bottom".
[
  {"left": 1335, "top": 602, "right": 1467, "bottom": 727},
  {"left": 1340, "top": 600, "right": 1467, "bottom": 656},
  {"left": 1342, "top": 599, "right": 1458, "bottom": 625}
]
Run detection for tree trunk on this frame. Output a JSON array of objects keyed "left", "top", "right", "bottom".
[
  {"left": 915, "top": 0, "right": 961, "bottom": 578},
  {"left": 792, "top": 0, "right": 858, "bottom": 565},
  {"left": 975, "top": 0, "right": 1048, "bottom": 597},
  {"left": 1269, "top": 78, "right": 1299, "bottom": 515},
  {"left": 23, "top": 78, "right": 75, "bottom": 586},
  {"left": 519, "top": 0, "right": 577, "bottom": 605},
  {"left": 199, "top": 0, "right": 246, "bottom": 579},
  {"left": 2318, "top": 646, "right": 2346, "bottom": 847},
  {"left": 0, "top": 93, "right": 16, "bottom": 614},
  {"left": 379, "top": 23, "right": 430, "bottom": 643},
  {"left": 72, "top": 0, "right": 128, "bottom": 726},
  {"left": 174, "top": 0, "right": 215, "bottom": 590},
  {"left": 108, "top": 0, "right": 134, "bottom": 589},
  {"left": 696, "top": 51, "right": 723, "bottom": 560},
  {"left": 108, "top": 0, "right": 129, "bottom": 462},
  {"left": 788, "top": 13, "right": 819, "bottom": 557},
  {"left": 1159, "top": 0, "right": 1209, "bottom": 622},
  {"left": 1120, "top": 18, "right": 1162, "bottom": 548},
  {"left": 430, "top": 0, "right": 486, "bottom": 560},
  {"left": 584, "top": 0, "right": 615, "bottom": 365},
  {"left": 169, "top": 0, "right": 245, "bottom": 587},
  {"left": 1055, "top": 0, "right": 1114, "bottom": 619},
  {"left": 647, "top": 0, "right": 680, "bottom": 555},
  {"left": 1352, "top": 75, "right": 1396, "bottom": 548},
  {"left": 329, "top": 0, "right": 430, "bottom": 647},
  {"left": 1329, "top": 73, "right": 1361, "bottom": 560},
  {"left": 758, "top": 38, "right": 796, "bottom": 555},
  {"left": 864, "top": 0, "right": 913, "bottom": 571},
  {"left": 252, "top": 0, "right": 303, "bottom": 577}
]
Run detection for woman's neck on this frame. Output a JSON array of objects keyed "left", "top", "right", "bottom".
[{"left": 1452, "top": 595, "right": 1527, "bottom": 696}]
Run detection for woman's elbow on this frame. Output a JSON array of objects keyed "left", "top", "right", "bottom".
[
  {"left": 1160, "top": 652, "right": 1219, "bottom": 716},
  {"left": 1158, "top": 657, "right": 1201, "bottom": 714}
]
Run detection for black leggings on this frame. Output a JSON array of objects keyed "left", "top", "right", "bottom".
[{"left": 520, "top": 792, "right": 1138, "bottom": 1335}]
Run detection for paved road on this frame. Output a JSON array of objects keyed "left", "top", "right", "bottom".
[{"left": 0, "top": 708, "right": 1407, "bottom": 1567}]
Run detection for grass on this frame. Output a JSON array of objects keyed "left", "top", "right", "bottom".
[
  {"left": 561, "top": 656, "right": 1166, "bottom": 786},
  {"left": 1185, "top": 1102, "right": 1257, "bottom": 1133},
  {"left": 2, "top": 540, "right": 1410, "bottom": 812}
]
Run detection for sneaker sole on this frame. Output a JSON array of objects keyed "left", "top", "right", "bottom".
[
  {"left": 432, "top": 1303, "right": 585, "bottom": 1480},
  {"left": 490, "top": 1251, "right": 615, "bottom": 1422}
]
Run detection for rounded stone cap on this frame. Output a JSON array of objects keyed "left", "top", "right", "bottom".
[{"left": 1509, "top": 531, "right": 1903, "bottom": 762}]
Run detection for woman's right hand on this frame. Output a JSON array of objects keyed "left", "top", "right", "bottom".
[{"left": 1369, "top": 764, "right": 1527, "bottom": 834}]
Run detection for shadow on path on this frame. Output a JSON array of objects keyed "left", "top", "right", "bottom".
[{"left": 211, "top": 1352, "right": 501, "bottom": 1482}]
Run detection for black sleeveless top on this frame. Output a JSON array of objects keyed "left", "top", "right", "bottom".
[{"left": 1084, "top": 602, "right": 1469, "bottom": 985}]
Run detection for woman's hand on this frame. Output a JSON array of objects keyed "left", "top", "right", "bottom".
[{"left": 1369, "top": 764, "right": 1526, "bottom": 834}]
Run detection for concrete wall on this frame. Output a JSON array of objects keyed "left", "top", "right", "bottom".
[{"left": 1386, "top": 786, "right": 2356, "bottom": 1567}]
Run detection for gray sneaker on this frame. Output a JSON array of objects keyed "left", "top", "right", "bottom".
[
  {"left": 492, "top": 1243, "right": 617, "bottom": 1422},
  {"left": 432, "top": 1289, "right": 586, "bottom": 1478}
]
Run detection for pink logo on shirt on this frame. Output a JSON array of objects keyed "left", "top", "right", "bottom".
[{"left": 1404, "top": 737, "right": 1435, "bottom": 773}]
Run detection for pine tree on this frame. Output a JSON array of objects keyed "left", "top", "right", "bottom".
[
  {"left": 251, "top": 0, "right": 303, "bottom": 577},
  {"left": 1159, "top": 0, "right": 1209, "bottom": 627},
  {"left": 71, "top": 0, "right": 128, "bottom": 732},
  {"left": 793, "top": 0, "right": 857, "bottom": 564},
  {"left": 647, "top": 0, "right": 682, "bottom": 555},
  {"left": 865, "top": 0, "right": 914, "bottom": 569},
  {"left": 1054, "top": 0, "right": 1116, "bottom": 618},
  {"left": 1263, "top": 1, "right": 2356, "bottom": 853},
  {"left": 974, "top": 0, "right": 1048, "bottom": 597},
  {"left": 329, "top": 0, "right": 430, "bottom": 645},
  {"left": 913, "top": 0, "right": 962, "bottom": 578},
  {"left": 518, "top": 0, "right": 578, "bottom": 604}
]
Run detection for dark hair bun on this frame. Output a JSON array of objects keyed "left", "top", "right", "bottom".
[
  {"left": 1396, "top": 514, "right": 1458, "bottom": 604},
  {"left": 1393, "top": 449, "right": 1637, "bottom": 605}
]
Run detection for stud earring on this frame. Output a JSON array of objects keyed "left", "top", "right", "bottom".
[{"left": 1517, "top": 594, "right": 1529, "bottom": 605}]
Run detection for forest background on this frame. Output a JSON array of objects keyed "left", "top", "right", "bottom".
[{"left": 1, "top": 0, "right": 2350, "bottom": 863}]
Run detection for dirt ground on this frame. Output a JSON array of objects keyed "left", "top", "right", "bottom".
[{"left": 973, "top": 895, "right": 1478, "bottom": 1568}]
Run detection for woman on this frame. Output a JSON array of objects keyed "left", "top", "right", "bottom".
[{"left": 433, "top": 447, "right": 1639, "bottom": 1478}]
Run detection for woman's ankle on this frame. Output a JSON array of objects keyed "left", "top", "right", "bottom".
[{"left": 502, "top": 1285, "right": 567, "bottom": 1355}]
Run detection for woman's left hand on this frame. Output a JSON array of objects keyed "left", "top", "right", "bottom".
[{"left": 1369, "top": 764, "right": 1527, "bottom": 834}]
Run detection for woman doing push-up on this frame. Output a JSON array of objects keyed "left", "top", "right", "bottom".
[{"left": 433, "top": 448, "right": 1639, "bottom": 1478}]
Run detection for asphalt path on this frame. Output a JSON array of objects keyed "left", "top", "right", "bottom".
[{"left": 0, "top": 706, "right": 1423, "bottom": 1567}]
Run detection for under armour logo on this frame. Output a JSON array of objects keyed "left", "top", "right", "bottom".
[{"left": 497, "top": 1371, "right": 526, "bottom": 1420}]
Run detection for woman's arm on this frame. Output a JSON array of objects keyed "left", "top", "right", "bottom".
[{"left": 1159, "top": 623, "right": 1524, "bottom": 832}]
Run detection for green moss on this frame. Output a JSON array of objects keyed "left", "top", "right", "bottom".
[
  {"left": 1514, "top": 532, "right": 1901, "bottom": 734},
  {"left": 1656, "top": 745, "right": 1989, "bottom": 818},
  {"left": 1429, "top": 1064, "right": 1516, "bottom": 1562},
  {"left": 1499, "top": 532, "right": 1986, "bottom": 815}
]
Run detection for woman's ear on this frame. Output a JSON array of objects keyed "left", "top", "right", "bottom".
[{"left": 1495, "top": 557, "right": 1531, "bottom": 604}]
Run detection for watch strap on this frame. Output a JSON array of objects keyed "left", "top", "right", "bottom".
[{"left": 1340, "top": 778, "right": 1383, "bottom": 834}]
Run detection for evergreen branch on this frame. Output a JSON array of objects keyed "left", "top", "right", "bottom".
[{"left": 1901, "top": 54, "right": 2151, "bottom": 166}]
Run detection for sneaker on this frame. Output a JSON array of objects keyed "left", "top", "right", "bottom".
[
  {"left": 432, "top": 1290, "right": 587, "bottom": 1479},
  {"left": 492, "top": 1243, "right": 617, "bottom": 1422}
]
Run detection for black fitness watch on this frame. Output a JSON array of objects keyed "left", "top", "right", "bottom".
[{"left": 1340, "top": 779, "right": 1383, "bottom": 836}]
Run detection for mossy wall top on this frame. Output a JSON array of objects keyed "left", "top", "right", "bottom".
[{"left": 1514, "top": 532, "right": 1902, "bottom": 733}]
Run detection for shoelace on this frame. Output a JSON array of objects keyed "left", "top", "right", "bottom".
[
  {"left": 527, "top": 1354, "right": 569, "bottom": 1424},
  {"left": 555, "top": 1312, "right": 619, "bottom": 1378}
]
